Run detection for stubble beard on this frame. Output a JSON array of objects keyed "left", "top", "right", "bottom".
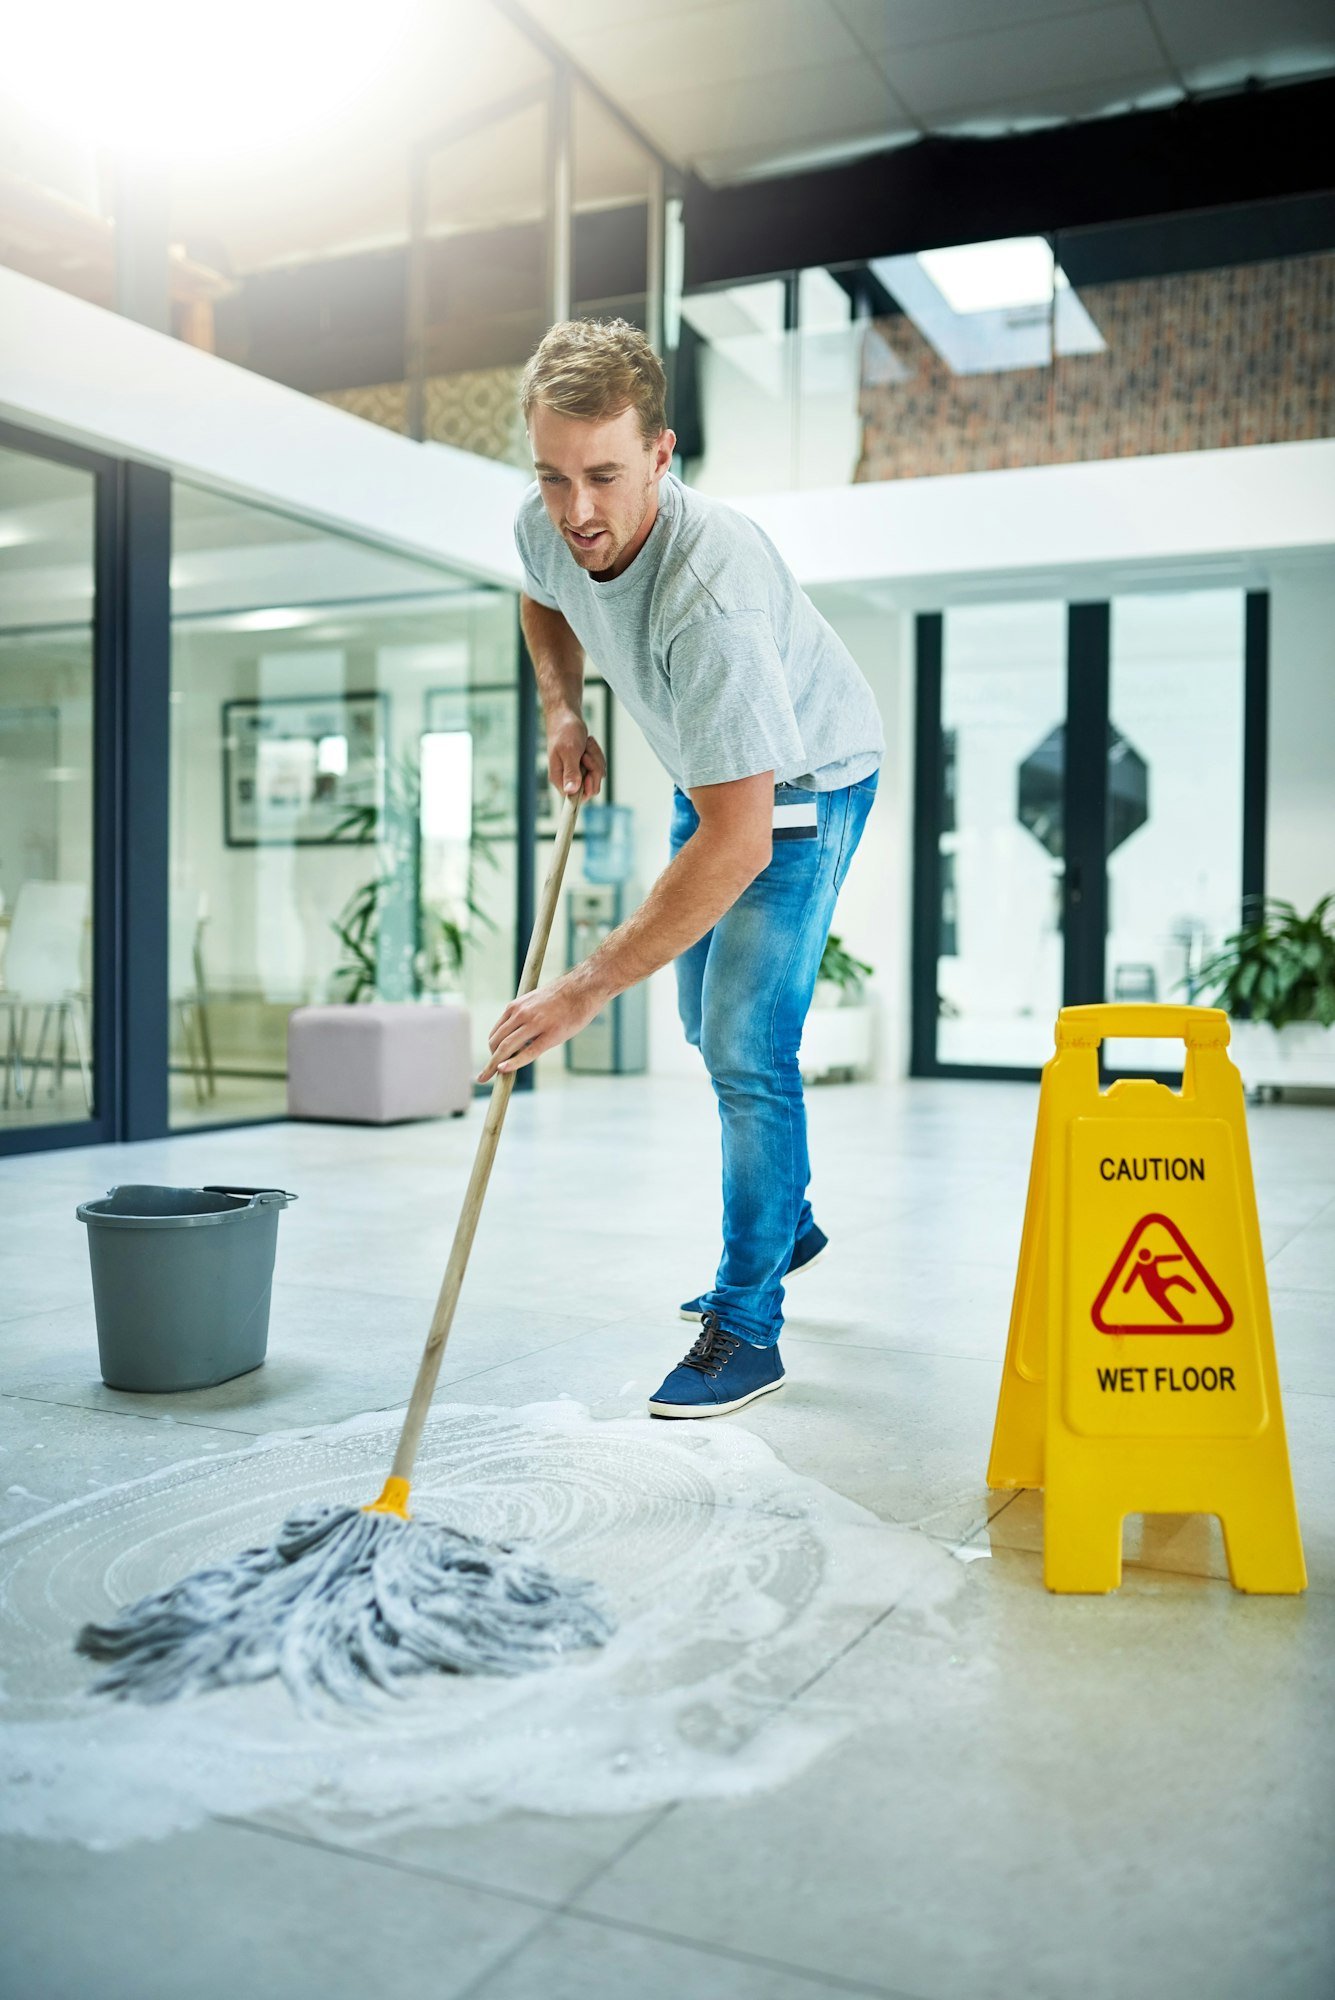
[{"left": 563, "top": 474, "right": 655, "bottom": 576}]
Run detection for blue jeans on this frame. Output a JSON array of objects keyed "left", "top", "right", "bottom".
[{"left": 671, "top": 773, "right": 878, "bottom": 1348}]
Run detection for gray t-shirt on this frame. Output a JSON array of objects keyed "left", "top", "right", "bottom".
[{"left": 514, "top": 472, "right": 884, "bottom": 792}]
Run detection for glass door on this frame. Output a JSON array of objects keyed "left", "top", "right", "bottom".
[
  {"left": 913, "top": 589, "right": 1259, "bottom": 1079},
  {"left": 169, "top": 479, "right": 521, "bottom": 1128},
  {"left": 1104, "top": 591, "right": 1247, "bottom": 1074},
  {"left": 921, "top": 600, "right": 1068, "bottom": 1071},
  {"left": 0, "top": 435, "right": 106, "bottom": 1146}
]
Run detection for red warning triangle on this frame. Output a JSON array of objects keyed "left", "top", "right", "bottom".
[{"left": 1092, "top": 1212, "right": 1233, "bottom": 1336}]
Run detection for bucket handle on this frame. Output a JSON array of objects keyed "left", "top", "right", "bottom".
[
  {"left": 1056, "top": 1005, "right": 1229, "bottom": 1051},
  {"left": 202, "top": 1185, "right": 298, "bottom": 1207}
]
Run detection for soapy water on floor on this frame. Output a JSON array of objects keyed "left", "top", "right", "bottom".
[{"left": 0, "top": 1400, "right": 960, "bottom": 1850}]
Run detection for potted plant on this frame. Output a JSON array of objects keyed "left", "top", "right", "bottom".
[
  {"left": 1191, "top": 894, "right": 1335, "bottom": 1098},
  {"left": 813, "top": 931, "right": 874, "bottom": 1009},
  {"left": 802, "top": 932, "right": 875, "bottom": 1080},
  {"left": 329, "top": 754, "right": 501, "bottom": 1004}
]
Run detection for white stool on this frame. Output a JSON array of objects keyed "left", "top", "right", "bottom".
[{"left": 286, "top": 1001, "right": 473, "bottom": 1124}]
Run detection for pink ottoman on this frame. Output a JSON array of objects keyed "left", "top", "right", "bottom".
[{"left": 287, "top": 1002, "right": 473, "bottom": 1124}]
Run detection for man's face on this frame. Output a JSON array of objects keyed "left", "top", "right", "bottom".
[{"left": 529, "top": 404, "right": 674, "bottom": 579}]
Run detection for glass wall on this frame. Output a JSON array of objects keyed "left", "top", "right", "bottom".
[
  {"left": 169, "top": 481, "right": 519, "bottom": 1128},
  {"left": 935, "top": 601, "right": 1067, "bottom": 1069},
  {"left": 0, "top": 444, "right": 97, "bottom": 1134},
  {"left": 319, "top": 81, "right": 664, "bottom": 470},
  {"left": 918, "top": 588, "right": 1253, "bottom": 1077},
  {"left": 677, "top": 196, "right": 1335, "bottom": 494}
]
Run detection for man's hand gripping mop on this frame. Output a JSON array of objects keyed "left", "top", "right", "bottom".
[{"left": 77, "top": 796, "right": 613, "bottom": 1710}]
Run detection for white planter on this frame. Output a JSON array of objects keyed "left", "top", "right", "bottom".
[
  {"left": 1227, "top": 1020, "right": 1335, "bottom": 1097},
  {"left": 800, "top": 1002, "right": 873, "bottom": 1081}
]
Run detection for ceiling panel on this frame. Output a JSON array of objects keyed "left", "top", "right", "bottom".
[
  {"left": 573, "top": 84, "right": 659, "bottom": 207},
  {"left": 618, "top": 60, "right": 905, "bottom": 175},
  {"left": 13, "top": 0, "right": 1334, "bottom": 280},
  {"left": 565, "top": 0, "right": 868, "bottom": 96},
  {"left": 886, "top": 5, "right": 1171, "bottom": 120},
  {"left": 833, "top": 0, "right": 1117, "bottom": 59},
  {"left": 522, "top": 0, "right": 735, "bottom": 36},
  {"left": 1149, "top": 0, "right": 1335, "bottom": 90}
]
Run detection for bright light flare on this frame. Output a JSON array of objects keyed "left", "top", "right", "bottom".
[{"left": 7, "top": 0, "right": 421, "bottom": 163}]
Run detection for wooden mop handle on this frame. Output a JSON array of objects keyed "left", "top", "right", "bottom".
[{"left": 386, "top": 791, "right": 581, "bottom": 1488}]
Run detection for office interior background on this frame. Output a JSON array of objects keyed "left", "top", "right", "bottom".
[
  {"left": 3, "top": 0, "right": 1332, "bottom": 1150},
  {"left": 1, "top": 12, "right": 1334, "bottom": 2000}
]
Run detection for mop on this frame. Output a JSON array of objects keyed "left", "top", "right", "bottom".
[{"left": 77, "top": 795, "right": 613, "bottom": 1710}]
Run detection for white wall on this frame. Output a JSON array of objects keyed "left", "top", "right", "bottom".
[
  {"left": 0, "top": 266, "right": 527, "bottom": 587},
  {"left": 738, "top": 439, "right": 1335, "bottom": 592}
]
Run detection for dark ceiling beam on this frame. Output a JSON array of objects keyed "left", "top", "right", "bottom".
[{"left": 683, "top": 75, "right": 1335, "bottom": 289}]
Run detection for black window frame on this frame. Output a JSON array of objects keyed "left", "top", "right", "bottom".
[{"left": 910, "top": 594, "right": 1269, "bottom": 1084}]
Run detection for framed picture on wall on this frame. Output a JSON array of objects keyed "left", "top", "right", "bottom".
[
  {"left": 423, "top": 677, "right": 613, "bottom": 839},
  {"left": 535, "top": 677, "right": 613, "bottom": 836},
  {"left": 222, "top": 691, "right": 388, "bottom": 846},
  {"left": 425, "top": 683, "right": 517, "bottom": 836}
]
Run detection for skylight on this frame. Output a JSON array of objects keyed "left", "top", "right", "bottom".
[
  {"left": 917, "top": 238, "right": 1066, "bottom": 316},
  {"left": 870, "top": 236, "right": 1106, "bottom": 377}
]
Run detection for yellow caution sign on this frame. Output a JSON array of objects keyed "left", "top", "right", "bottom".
[{"left": 987, "top": 1004, "right": 1306, "bottom": 1594}]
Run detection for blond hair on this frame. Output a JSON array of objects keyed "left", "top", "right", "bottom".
[{"left": 520, "top": 318, "right": 667, "bottom": 447}]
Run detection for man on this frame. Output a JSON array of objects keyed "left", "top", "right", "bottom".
[{"left": 480, "top": 318, "right": 884, "bottom": 1418}]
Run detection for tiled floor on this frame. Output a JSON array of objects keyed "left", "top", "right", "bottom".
[{"left": 1, "top": 1074, "right": 1332, "bottom": 2000}]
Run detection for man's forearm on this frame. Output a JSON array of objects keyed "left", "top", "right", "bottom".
[
  {"left": 521, "top": 593, "right": 586, "bottom": 725},
  {"left": 572, "top": 826, "right": 767, "bottom": 1006}
]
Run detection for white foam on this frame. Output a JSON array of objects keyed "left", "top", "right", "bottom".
[{"left": 0, "top": 1401, "right": 959, "bottom": 1850}]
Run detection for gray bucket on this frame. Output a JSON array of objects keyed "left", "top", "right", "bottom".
[{"left": 76, "top": 1184, "right": 297, "bottom": 1392}]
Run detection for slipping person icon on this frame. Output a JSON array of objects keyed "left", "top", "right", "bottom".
[{"left": 1123, "top": 1247, "right": 1197, "bottom": 1323}]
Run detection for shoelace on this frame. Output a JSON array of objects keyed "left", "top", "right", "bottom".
[{"left": 679, "top": 1311, "right": 741, "bottom": 1378}]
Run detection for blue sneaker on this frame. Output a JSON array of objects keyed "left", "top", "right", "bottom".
[
  {"left": 648, "top": 1313, "right": 785, "bottom": 1419},
  {"left": 678, "top": 1224, "right": 828, "bottom": 1322}
]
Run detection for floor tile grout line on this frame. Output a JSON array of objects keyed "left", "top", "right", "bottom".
[
  {"left": 0, "top": 1305, "right": 94, "bottom": 1330},
  {"left": 776, "top": 1596, "right": 907, "bottom": 1712},
  {"left": 449, "top": 1910, "right": 567, "bottom": 2000},
  {"left": 479, "top": 1899, "right": 933, "bottom": 2000},
  {"left": 221, "top": 1799, "right": 922, "bottom": 1997},
  {"left": 448, "top": 1807, "right": 685, "bottom": 2000},
  {"left": 533, "top": 1584, "right": 948, "bottom": 1948},
  {"left": 0, "top": 1390, "right": 260, "bottom": 1439},
  {"left": 214, "top": 1812, "right": 564, "bottom": 1918},
  {"left": 213, "top": 1564, "right": 956, "bottom": 1994}
]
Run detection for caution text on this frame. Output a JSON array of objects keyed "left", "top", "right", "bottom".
[
  {"left": 1099, "top": 1157, "right": 1205, "bottom": 1182},
  {"left": 1096, "top": 1364, "right": 1237, "bottom": 1393}
]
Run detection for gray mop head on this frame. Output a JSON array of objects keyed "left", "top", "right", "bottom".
[{"left": 75, "top": 1502, "right": 614, "bottom": 1711}]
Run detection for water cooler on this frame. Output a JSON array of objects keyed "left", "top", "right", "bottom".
[{"left": 566, "top": 805, "right": 648, "bottom": 1075}]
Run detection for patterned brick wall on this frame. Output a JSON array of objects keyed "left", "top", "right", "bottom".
[
  {"left": 855, "top": 253, "right": 1335, "bottom": 482},
  {"left": 319, "top": 365, "right": 528, "bottom": 468}
]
